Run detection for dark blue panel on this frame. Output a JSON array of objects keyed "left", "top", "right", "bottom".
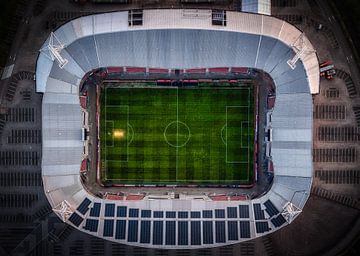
[
  {"left": 240, "top": 221, "right": 250, "bottom": 238},
  {"left": 153, "top": 211, "right": 163, "bottom": 218},
  {"left": 141, "top": 210, "right": 151, "bottom": 218},
  {"left": 190, "top": 211, "right": 201, "bottom": 218},
  {"left": 255, "top": 221, "right": 270, "bottom": 233},
  {"left": 165, "top": 221, "right": 176, "bottom": 245},
  {"left": 178, "top": 221, "right": 188, "bottom": 245},
  {"left": 115, "top": 220, "right": 126, "bottom": 239},
  {"left": 178, "top": 211, "right": 188, "bottom": 219},
  {"left": 271, "top": 214, "right": 286, "bottom": 227},
  {"left": 215, "top": 221, "right": 226, "bottom": 243},
  {"left": 84, "top": 219, "right": 99, "bottom": 232},
  {"left": 128, "top": 220, "right": 139, "bottom": 242},
  {"left": 191, "top": 221, "right": 201, "bottom": 245},
  {"left": 90, "top": 203, "right": 101, "bottom": 217},
  {"left": 140, "top": 220, "right": 151, "bottom": 243},
  {"left": 227, "top": 207, "right": 237, "bottom": 218},
  {"left": 166, "top": 211, "right": 176, "bottom": 218},
  {"left": 153, "top": 221, "right": 163, "bottom": 245},
  {"left": 203, "top": 210, "right": 213, "bottom": 218},
  {"left": 239, "top": 205, "right": 250, "bottom": 218},
  {"left": 203, "top": 221, "right": 213, "bottom": 244},
  {"left": 129, "top": 208, "right": 139, "bottom": 218},
  {"left": 68, "top": 212, "right": 83, "bottom": 227},
  {"left": 117, "top": 206, "right": 127, "bottom": 217},
  {"left": 105, "top": 204, "right": 115, "bottom": 217},
  {"left": 227, "top": 221, "right": 238, "bottom": 240},
  {"left": 215, "top": 209, "right": 225, "bottom": 218},
  {"left": 253, "top": 204, "right": 265, "bottom": 220},
  {"left": 77, "top": 198, "right": 91, "bottom": 215},
  {"left": 264, "top": 200, "right": 279, "bottom": 217},
  {"left": 103, "top": 219, "right": 114, "bottom": 237}
]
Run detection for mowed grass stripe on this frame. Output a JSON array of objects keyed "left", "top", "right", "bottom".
[{"left": 100, "top": 84, "right": 254, "bottom": 185}]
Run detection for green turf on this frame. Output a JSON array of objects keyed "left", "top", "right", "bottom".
[{"left": 100, "top": 82, "right": 255, "bottom": 185}]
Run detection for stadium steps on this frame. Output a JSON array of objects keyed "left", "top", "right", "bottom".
[
  {"left": 317, "top": 126, "right": 360, "bottom": 142},
  {"left": 32, "top": 204, "right": 52, "bottom": 221},
  {"left": 0, "top": 214, "right": 32, "bottom": 224},
  {"left": 0, "top": 115, "right": 5, "bottom": 137},
  {"left": 353, "top": 106, "right": 360, "bottom": 127},
  {"left": 311, "top": 186, "right": 360, "bottom": 209},
  {"left": 262, "top": 236, "right": 276, "bottom": 256},
  {"left": 240, "top": 242, "right": 255, "bottom": 256},
  {"left": 335, "top": 69, "right": 358, "bottom": 98},
  {"left": 315, "top": 170, "right": 360, "bottom": 184},
  {"left": 0, "top": 172, "right": 42, "bottom": 187},
  {"left": 5, "top": 71, "right": 35, "bottom": 102},
  {"left": 57, "top": 225, "right": 75, "bottom": 242}
]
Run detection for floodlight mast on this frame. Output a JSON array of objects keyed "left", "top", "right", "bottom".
[
  {"left": 52, "top": 200, "right": 73, "bottom": 222},
  {"left": 287, "top": 33, "right": 314, "bottom": 70},
  {"left": 46, "top": 32, "right": 68, "bottom": 69},
  {"left": 281, "top": 201, "right": 302, "bottom": 223}
]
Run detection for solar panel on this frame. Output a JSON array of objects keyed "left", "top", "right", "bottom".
[
  {"left": 115, "top": 220, "right": 126, "bottom": 239},
  {"left": 68, "top": 212, "right": 83, "bottom": 227},
  {"left": 271, "top": 214, "right": 287, "bottom": 227},
  {"left": 77, "top": 198, "right": 91, "bottom": 215},
  {"left": 178, "top": 211, "right": 188, "bottom": 219},
  {"left": 190, "top": 211, "right": 201, "bottom": 218},
  {"left": 128, "top": 220, "right": 139, "bottom": 242},
  {"left": 129, "top": 208, "right": 139, "bottom": 218},
  {"left": 240, "top": 221, "right": 250, "bottom": 238},
  {"left": 227, "top": 207, "right": 237, "bottom": 218},
  {"left": 153, "top": 211, "right": 163, "bottom": 218},
  {"left": 253, "top": 204, "right": 265, "bottom": 220},
  {"left": 166, "top": 211, "right": 176, "bottom": 218},
  {"left": 239, "top": 205, "right": 250, "bottom": 218},
  {"left": 103, "top": 219, "right": 114, "bottom": 237},
  {"left": 141, "top": 210, "right": 151, "bottom": 218},
  {"left": 140, "top": 220, "right": 151, "bottom": 243},
  {"left": 191, "top": 221, "right": 201, "bottom": 245},
  {"left": 215, "top": 221, "right": 226, "bottom": 243},
  {"left": 165, "top": 221, "right": 176, "bottom": 245},
  {"left": 90, "top": 203, "right": 101, "bottom": 217},
  {"left": 178, "top": 221, "right": 188, "bottom": 245},
  {"left": 153, "top": 221, "right": 163, "bottom": 245},
  {"left": 84, "top": 219, "right": 99, "bottom": 232},
  {"left": 255, "top": 221, "right": 270, "bottom": 233},
  {"left": 105, "top": 204, "right": 115, "bottom": 217},
  {"left": 215, "top": 209, "right": 225, "bottom": 218},
  {"left": 203, "top": 221, "right": 213, "bottom": 244},
  {"left": 117, "top": 206, "right": 127, "bottom": 217},
  {"left": 264, "top": 200, "right": 279, "bottom": 217},
  {"left": 227, "top": 221, "right": 238, "bottom": 240},
  {"left": 203, "top": 210, "right": 213, "bottom": 218}
]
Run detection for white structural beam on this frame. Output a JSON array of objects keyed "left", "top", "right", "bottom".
[
  {"left": 41, "top": 32, "right": 68, "bottom": 69},
  {"left": 52, "top": 200, "right": 73, "bottom": 222},
  {"left": 282, "top": 202, "right": 302, "bottom": 223}
]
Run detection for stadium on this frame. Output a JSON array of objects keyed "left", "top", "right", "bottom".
[{"left": 37, "top": 9, "right": 318, "bottom": 249}]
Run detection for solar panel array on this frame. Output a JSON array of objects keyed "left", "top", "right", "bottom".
[{"left": 67, "top": 197, "right": 293, "bottom": 246}]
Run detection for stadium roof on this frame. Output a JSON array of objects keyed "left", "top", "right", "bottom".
[{"left": 37, "top": 9, "right": 317, "bottom": 248}]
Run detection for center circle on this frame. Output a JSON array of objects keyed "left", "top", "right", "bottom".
[{"left": 164, "top": 121, "right": 191, "bottom": 148}]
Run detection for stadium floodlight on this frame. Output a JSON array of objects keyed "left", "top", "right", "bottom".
[
  {"left": 281, "top": 201, "right": 302, "bottom": 223},
  {"left": 52, "top": 200, "right": 73, "bottom": 222},
  {"left": 41, "top": 32, "right": 68, "bottom": 69},
  {"left": 287, "top": 33, "right": 314, "bottom": 70}
]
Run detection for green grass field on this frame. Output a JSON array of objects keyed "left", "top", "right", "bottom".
[{"left": 99, "top": 82, "right": 255, "bottom": 185}]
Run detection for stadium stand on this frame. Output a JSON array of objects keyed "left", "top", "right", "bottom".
[{"left": 37, "top": 9, "right": 317, "bottom": 248}]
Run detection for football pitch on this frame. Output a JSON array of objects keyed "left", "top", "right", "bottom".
[{"left": 99, "top": 82, "right": 255, "bottom": 185}]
